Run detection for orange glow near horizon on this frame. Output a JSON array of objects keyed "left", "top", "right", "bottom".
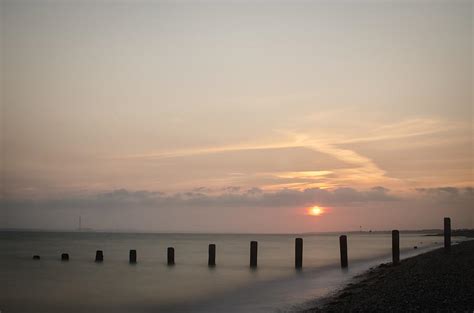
[{"left": 308, "top": 206, "right": 325, "bottom": 216}]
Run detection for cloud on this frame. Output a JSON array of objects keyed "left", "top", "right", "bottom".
[
  {"left": 1, "top": 186, "right": 400, "bottom": 211},
  {"left": 222, "top": 186, "right": 242, "bottom": 193},
  {"left": 415, "top": 187, "right": 473, "bottom": 204},
  {"left": 337, "top": 118, "right": 458, "bottom": 145}
]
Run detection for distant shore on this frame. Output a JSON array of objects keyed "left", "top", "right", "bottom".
[
  {"left": 2, "top": 228, "right": 473, "bottom": 237},
  {"left": 303, "top": 240, "right": 474, "bottom": 312},
  {"left": 425, "top": 229, "right": 474, "bottom": 238}
]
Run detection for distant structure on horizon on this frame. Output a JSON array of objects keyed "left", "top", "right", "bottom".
[{"left": 77, "top": 215, "right": 94, "bottom": 232}]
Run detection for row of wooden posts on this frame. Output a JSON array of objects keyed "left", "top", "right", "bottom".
[
  {"left": 82, "top": 244, "right": 221, "bottom": 266},
  {"left": 53, "top": 217, "right": 452, "bottom": 268}
]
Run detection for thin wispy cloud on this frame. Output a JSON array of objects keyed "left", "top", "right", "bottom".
[{"left": 100, "top": 117, "right": 467, "bottom": 194}]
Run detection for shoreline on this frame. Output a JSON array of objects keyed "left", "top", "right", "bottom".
[{"left": 301, "top": 240, "right": 474, "bottom": 312}]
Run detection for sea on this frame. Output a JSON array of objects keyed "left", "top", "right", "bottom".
[{"left": 0, "top": 231, "right": 458, "bottom": 313}]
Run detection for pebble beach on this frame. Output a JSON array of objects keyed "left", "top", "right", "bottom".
[{"left": 303, "top": 239, "right": 474, "bottom": 313}]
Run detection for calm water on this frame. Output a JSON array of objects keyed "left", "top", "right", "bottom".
[{"left": 0, "top": 231, "right": 452, "bottom": 313}]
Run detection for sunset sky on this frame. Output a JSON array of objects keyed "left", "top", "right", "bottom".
[{"left": 1, "top": 0, "right": 472, "bottom": 232}]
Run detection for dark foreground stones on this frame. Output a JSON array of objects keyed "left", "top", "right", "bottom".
[{"left": 305, "top": 240, "right": 474, "bottom": 313}]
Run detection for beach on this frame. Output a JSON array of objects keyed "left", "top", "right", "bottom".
[{"left": 303, "top": 239, "right": 474, "bottom": 312}]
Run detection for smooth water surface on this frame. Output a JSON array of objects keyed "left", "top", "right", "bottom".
[{"left": 0, "top": 231, "right": 453, "bottom": 312}]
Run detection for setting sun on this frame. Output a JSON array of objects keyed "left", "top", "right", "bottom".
[{"left": 308, "top": 206, "right": 324, "bottom": 216}]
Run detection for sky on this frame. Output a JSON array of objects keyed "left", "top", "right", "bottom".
[{"left": 0, "top": 0, "right": 473, "bottom": 233}]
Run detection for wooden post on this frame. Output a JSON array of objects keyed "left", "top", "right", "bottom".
[
  {"left": 392, "top": 230, "right": 400, "bottom": 265},
  {"left": 295, "top": 238, "right": 303, "bottom": 269},
  {"left": 129, "top": 249, "right": 137, "bottom": 264},
  {"left": 208, "top": 244, "right": 216, "bottom": 267},
  {"left": 61, "top": 253, "right": 69, "bottom": 261},
  {"left": 167, "top": 247, "right": 175, "bottom": 265},
  {"left": 444, "top": 217, "right": 451, "bottom": 252},
  {"left": 339, "top": 235, "right": 348, "bottom": 268},
  {"left": 95, "top": 250, "right": 103, "bottom": 262},
  {"left": 250, "top": 241, "right": 258, "bottom": 268}
]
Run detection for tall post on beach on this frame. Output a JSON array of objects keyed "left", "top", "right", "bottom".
[
  {"left": 295, "top": 238, "right": 303, "bottom": 269},
  {"left": 339, "top": 235, "right": 348, "bottom": 268},
  {"left": 250, "top": 241, "right": 258, "bottom": 268},
  {"left": 392, "top": 230, "right": 400, "bottom": 265},
  {"left": 208, "top": 244, "right": 216, "bottom": 267},
  {"left": 444, "top": 217, "right": 451, "bottom": 252},
  {"left": 129, "top": 249, "right": 137, "bottom": 264},
  {"left": 167, "top": 247, "right": 175, "bottom": 265},
  {"left": 95, "top": 250, "right": 103, "bottom": 262}
]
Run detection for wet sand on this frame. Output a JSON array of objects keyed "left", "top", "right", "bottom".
[{"left": 303, "top": 240, "right": 474, "bottom": 312}]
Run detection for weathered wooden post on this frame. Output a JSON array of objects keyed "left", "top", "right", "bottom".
[
  {"left": 61, "top": 253, "right": 69, "bottom": 261},
  {"left": 129, "top": 249, "right": 137, "bottom": 264},
  {"left": 444, "top": 217, "right": 451, "bottom": 252},
  {"left": 295, "top": 238, "right": 303, "bottom": 269},
  {"left": 250, "top": 241, "right": 258, "bottom": 268},
  {"left": 208, "top": 244, "right": 216, "bottom": 267},
  {"left": 167, "top": 247, "right": 175, "bottom": 265},
  {"left": 339, "top": 235, "right": 348, "bottom": 268},
  {"left": 392, "top": 230, "right": 400, "bottom": 265},
  {"left": 95, "top": 250, "right": 103, "bottom": 262}
]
